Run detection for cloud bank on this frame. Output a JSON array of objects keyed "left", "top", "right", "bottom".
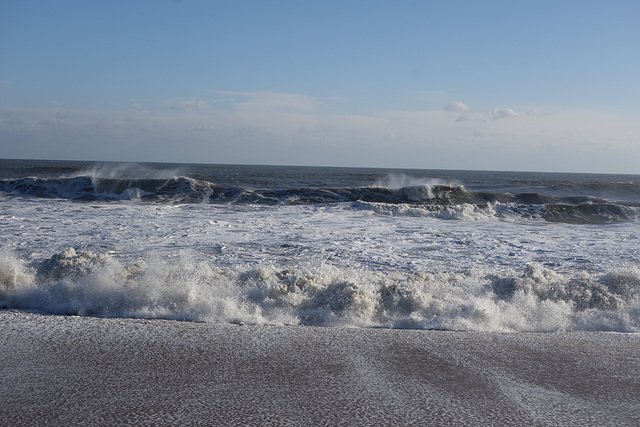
[{"left": 1, "top": 91, "right": 638, "bottom": 173}]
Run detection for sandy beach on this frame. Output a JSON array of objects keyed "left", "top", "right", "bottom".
[{"left": 1, "top": 310, "right": 639, "bottom": 426}]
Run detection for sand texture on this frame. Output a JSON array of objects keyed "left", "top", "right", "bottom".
[{"left": 1, "top": 310, "right": 639, "bottom": 426}]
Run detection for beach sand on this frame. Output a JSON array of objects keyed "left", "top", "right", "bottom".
[{"left": 1, "top": 310, "right": 639, "bottom": 426}]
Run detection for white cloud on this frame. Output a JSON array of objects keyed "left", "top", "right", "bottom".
[
  {"left": 491, "top": 108, "right": 519, "bottom": 120},
  {"left": 526, "top": 109, "right": 551, "bottom": 116},
  {"left": 89, "top": 119, "right": 119, "bottom": 130},
  {"left": 212, "top": 90, "right": 321, "bottom": 114},
  {"left": 132, "top": 102, "right": 149, "bottom": 112},
  {"left": 445, "top": 101, "right": 470, "bottom": 112},
  {"left": 165, "top": 98, "right": 210, "bottom": 110},
  {"left": 56, "top": 110, "right": 72, "bottom": 119},
  {"left": 455, "top": 114, "right": 474, "bottom": 122},
  {"left": 2, "top": 96, "right": 639, "bottom": 173},
  {"left": 193, "top": 124, "right": 217, "bottom": 131}
]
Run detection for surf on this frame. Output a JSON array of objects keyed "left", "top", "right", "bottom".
[{"left": 2, "top": 248, "right": 640, "bottom": 332}]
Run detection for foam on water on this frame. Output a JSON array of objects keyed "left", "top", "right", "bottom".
[
  {"left": 374, "top": 173, "right": 459, "bottom": 191},
  {"left": 373, "top": 173, "right": 465, "bottom": 202},
  {"left": 354, "top": 201, "right": 499, "bottom": 221},
  {"left": 2, "top": 247, "right": 639, "bottom": 332},
  {"left": 2, "top": 161, "right": 640, "bottom": 331}
]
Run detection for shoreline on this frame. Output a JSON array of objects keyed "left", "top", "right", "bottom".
[{"left": 1, "top": 310, "right": 639, "bottom": 426}]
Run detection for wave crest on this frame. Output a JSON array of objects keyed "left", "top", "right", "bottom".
[
  {"left": 1, "top": 168, "right": 638, "bottom": 224},
  {"left": 2, "top": 249, "right": 640, "bottom": 332}
]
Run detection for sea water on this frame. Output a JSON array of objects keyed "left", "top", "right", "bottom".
[{"left": 1, "top": 159, "right": 639, "bottom": 332}]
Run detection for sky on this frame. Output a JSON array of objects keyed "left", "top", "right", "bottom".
[{"left": 1, "top": 0, "right": 639, "bottom": 173}]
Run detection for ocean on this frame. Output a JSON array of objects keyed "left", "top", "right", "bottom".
[
  {"left": 2, "top": 159, "right": 640, "bottom": 425},
  {"left": 1, "top": 158, "right": 640, "bottom": 331}
]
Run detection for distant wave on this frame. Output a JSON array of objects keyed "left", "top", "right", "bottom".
[
  {"left": 547, "top": 181, "right": 640, "bottom": 201},
  {"left": 1, "top": 166, "right": 639, "bottom": 224},
  {"left": 0, "top": 175, "right": 219, "bottom": 202},
  {"left": 355, "top": 199, "right": 638, "bottom": 224},
  {"left": 2, "top": 248, "right": 640, "bottom": 332}
]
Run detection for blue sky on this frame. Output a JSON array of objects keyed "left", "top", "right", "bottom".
[{"left": 1, "top": 0, "right": 639, "bottom": 173}]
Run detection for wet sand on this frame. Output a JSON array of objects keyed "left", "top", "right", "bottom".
[{"left": 1, "top": 310, "right": 639, "bottom": 426}]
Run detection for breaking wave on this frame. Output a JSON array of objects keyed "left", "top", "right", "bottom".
[{"left": 2, "top": 249, "right": 640, "bottom": 332}]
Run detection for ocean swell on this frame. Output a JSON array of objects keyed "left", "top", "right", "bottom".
[{"left": 1, "top": 166, "right": 639, "bottom": 224}]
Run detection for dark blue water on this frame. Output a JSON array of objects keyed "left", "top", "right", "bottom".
[{"left": 2, "top": 158, "right": 640, "bottom": 224}]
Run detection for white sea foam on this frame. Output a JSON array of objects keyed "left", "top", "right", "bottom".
[
  {"left": 354, "top": 201, "right": 498, "bottom": 220},
  {"left": 0, "top": 251, "right": 33, "bottom": 292},
  {"left": 372, "top": 173, "right": 462, "bottom": 201},
  {"left": 2, "top": 245, "right": 640, "bottom": 332},
  {"left": 2, "top": 173, "right": 640, "bottom": 331}
]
